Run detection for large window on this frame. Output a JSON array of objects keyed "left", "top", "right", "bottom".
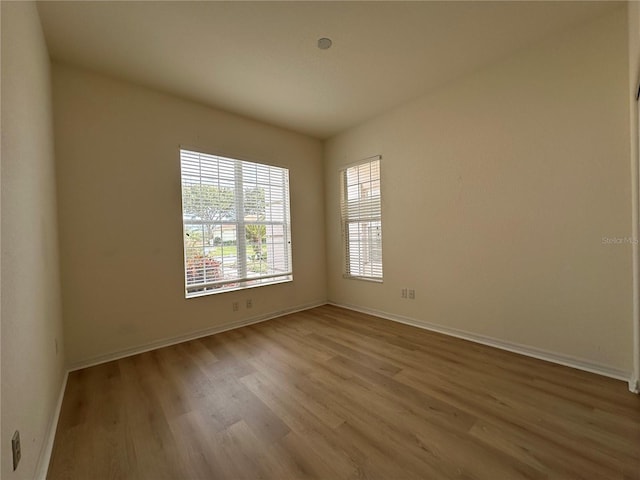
[
  {"left": 340, "top": 156, "right": 383, "bottom": 281},
  {"left": 180, "top": 148, "right": 292, "bottom": 297}
]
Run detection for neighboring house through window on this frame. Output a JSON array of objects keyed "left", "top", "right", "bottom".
[{"left": 340, "top": 156, "right": 383, "bottom": 281}]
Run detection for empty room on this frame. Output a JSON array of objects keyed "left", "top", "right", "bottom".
[{"left": 2, "top": 0, "right": 640, "bottom": 479}]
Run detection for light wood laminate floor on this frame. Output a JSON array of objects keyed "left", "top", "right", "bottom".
[{"left": 48, "top": 305, "right": 640, "bottom": 479}]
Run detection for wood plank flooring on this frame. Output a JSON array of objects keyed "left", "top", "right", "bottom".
[{"left": 47, "top": 305, "right": 640, "bottom": 479}]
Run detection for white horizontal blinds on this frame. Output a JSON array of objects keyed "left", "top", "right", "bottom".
[
  {"left": 181, "top": 150, "right": 237, "bottom": 292},
  {"left": 341, "top": 157, "right": 383, "bottom": 280},
  {"left": 180, "top": 149, "right": 292, "bottom": 297},
  {"left": 241, "top": 161, "right": 292, "bottom": 285}
]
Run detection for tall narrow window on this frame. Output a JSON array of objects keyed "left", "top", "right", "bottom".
[
  {"left": 180, "top": 148, "right": 292, "bottom": 297},
  {"left": 340, "top": 156, "right": 383, "bottom": 281}
]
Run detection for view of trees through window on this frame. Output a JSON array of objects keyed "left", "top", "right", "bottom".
[{"left": 180, "top": 149, "right": 292, "bottom": 297}]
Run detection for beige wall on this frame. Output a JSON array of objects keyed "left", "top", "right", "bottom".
[
  {"left": 325, "top": 7, "right": 633, "bottom": 373},
  {"left": 52, "top": 64, "right": 326, "bottom": 366},
  {"left": 629, "top": 0, "right": 640, "bottom": 391},
  {"left": 1, "top": 2, "right": 66, "bottom": 479}
]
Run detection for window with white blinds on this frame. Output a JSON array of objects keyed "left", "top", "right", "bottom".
[
  {"left": 340, "top": 156, "right": 383, "bottom": 281},
  {"left": 180, "top": 148, "right": 292, "bottom": 297}
]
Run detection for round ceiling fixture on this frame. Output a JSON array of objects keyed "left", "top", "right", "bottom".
[{"left": 317, "top": 37, "right": 332, "bottom": 50}]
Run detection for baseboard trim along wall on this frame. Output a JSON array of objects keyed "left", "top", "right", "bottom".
[
  {"left": 36, "top": 370, "right": 69, "bottom": 480},
  {"left": 68, "top": 300, "right": 327, "bottom": 372},
  {"left": 38, "top": 299, "right": 637, "bottom": 475},
  {"left": 630, "top": 377, "right": 640, "bottom": 394},
  {"left": 329, "top": 301, "right": 633, "bottom": 387}
]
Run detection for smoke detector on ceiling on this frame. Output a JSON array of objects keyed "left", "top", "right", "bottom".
[{"left": 317, "top": 38, "right": 332, "bottom": 50}]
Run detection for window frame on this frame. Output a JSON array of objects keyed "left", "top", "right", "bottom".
[
  {"left": 179, "top": 147, "right": 293, "bottom": 298},
  {"left": 340, "top": 155, "right": 383, "bottom": 282}
]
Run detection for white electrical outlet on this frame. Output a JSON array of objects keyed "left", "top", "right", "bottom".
[
  {"left": 401, "top": 288, "right": 407, "bottom": 299},
  {"left": 232, "top": 302, "right": 240, "bottom": 312},
  {"left": 246, "top": 299, "right": 253, "bottom": 309},
  {"left": 408, "top": 289, "right": 415, "bottom": 300}
]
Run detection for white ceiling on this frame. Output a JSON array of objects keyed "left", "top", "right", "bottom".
[{"left": 37, "top": 1, "right": 620, "bottom": 139}]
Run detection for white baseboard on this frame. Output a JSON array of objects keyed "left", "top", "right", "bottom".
[
  {"left": 35, "top": 299, "right": 637, "bottom": 477},
  {"left": 37, "top": 300, "right": 327, "bottom": 477},
  {"left": 68, "top": 300, "right": 327, "bottom": 372},
  {"left": 329, "top": 301, "right": 633, "bottom": 385},
  {"left": 35, "top": 369, "right": 68, "bottom": 480}
]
